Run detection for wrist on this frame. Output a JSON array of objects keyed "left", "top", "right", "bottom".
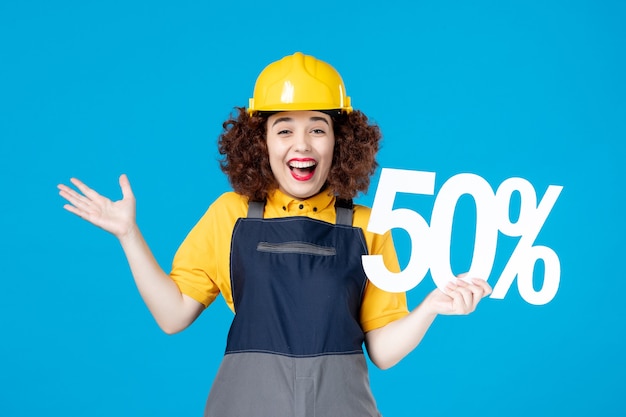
[
  {"left": 419, "top": 291, "right": 442, "bottom": 318},
  {"left": 117, "top": 222, "right": 140, "bottom": 244}
]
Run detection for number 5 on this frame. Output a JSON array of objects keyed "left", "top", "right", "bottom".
[{"left": 362, "top": 168, "right": 435, "bottom": 293}]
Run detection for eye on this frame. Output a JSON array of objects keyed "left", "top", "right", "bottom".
[
  {"left": 277, "top": 129, "right": 292, "bottom": 135},
  {"left": 310, "top": 128, "right": 326, "bottom": 135}
]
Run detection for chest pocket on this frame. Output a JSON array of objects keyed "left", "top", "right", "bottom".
[{"left": 256, "top": 241, "right": 337, "bottom": 256}]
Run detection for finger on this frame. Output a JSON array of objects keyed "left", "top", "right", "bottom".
[
  {"left": 456, "top": 285, "right": 475, "bottom": 310},
  {"left": 58, "top": 184, "right": 92, "bottom": 209},
  {"left": 69, "top": 177, "right": 103, "bottom": 202},
  {"left": 460, "top": 281, "right": 487, "bottom": 309},
  {"left": 471, "top": 278, "right": 493, "bottom": 297},
  {"left": 452, "top": 278, "right": 476, "bottom": 293},
  {"left": 467, "top": 285, "right": 485, "bottom": 311},
  {"left": 461, "top": 280, "right": 490, "bottom": 310},
  {"left": 446, "top": 287, "right": 471, "bottom": 314},
  {"left": 62, "top": 202, "right": 88, "bottom": 218},
  {"left": 450, "top": 283, "right": 476, "bottom": 313},
  {"left": 58, "top": 183, "right": 80, "bottom": 198},
  {"left": 119, "top": 174, "right": 134, "bottom": 200},
  {"left": 445, "top": 282, "right": 471, "bottom": 313},
  {"left": 457, "top": 276, "right": 491, "bottom": 298},
  {"left": 452, "top": 272, "right": 474, "bottom": 285},
  {"left": 460, "top": 279, "right": 485, "bottom": 296},
  {"left": 444, "top": 281, "right": 456, "bottom": 296}
]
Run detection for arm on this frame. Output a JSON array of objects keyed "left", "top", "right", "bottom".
[
  {"left": 58, "top": 175, "right": 203, "bottom": 334},
  {"left": 365, "top": 278, "right": 491, "bottom": 370}
]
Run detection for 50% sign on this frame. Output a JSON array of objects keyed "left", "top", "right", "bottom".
[{"left": 362, "top": 168, "right": 563, "bottom": 305}]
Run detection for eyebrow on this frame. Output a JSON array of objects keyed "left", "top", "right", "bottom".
[{"left": 271, "top": 116, "right": 330, "bottom": 127}]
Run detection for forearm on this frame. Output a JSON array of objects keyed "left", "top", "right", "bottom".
[
  {"left": 365, "top": 279, "right": 492, "bottom": 369},
  {"left": 365, "top": 300, "right": 438, "bottom": 370},
  {"left": 118, "top": 225, "right": 202, "bottom": 334},
  {"left": 59, "top": 175, "right": 204, "bottom": 332}
]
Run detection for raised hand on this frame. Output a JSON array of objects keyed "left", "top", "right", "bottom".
[{"left": 58, "top": 174, "right": 137, "bottom": 239}]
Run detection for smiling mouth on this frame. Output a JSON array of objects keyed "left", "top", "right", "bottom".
[{"left": 288, "top": 159, "right": 317, "bottom": 181}]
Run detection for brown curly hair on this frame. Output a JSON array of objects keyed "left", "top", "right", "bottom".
[{"left": 218, "top": 107, "right": 381, "bottom": 201}]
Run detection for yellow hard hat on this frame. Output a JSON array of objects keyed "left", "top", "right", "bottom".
[{"left": 248, "top": 52, "right": 352, "bottom": 114}]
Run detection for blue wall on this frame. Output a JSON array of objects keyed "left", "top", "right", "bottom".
[{"left": 1, "top": 1, "right": 624, "bottom": 416}]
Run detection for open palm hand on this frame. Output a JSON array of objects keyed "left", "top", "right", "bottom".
[{"left": 58, "top": 174, "right": 137, "bottom": 239}]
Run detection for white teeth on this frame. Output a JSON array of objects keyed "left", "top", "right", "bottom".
[{"left": 289, "top": 160, "right": 316, "bottom": 169}]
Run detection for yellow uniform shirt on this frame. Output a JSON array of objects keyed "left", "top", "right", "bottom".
[{"left": 170, "top": 189, "right": 409, "bottom": 333}]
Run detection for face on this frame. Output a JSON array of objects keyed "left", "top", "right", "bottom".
[{"left": 266, "top": 111, "right": 335, "bottom": 200}]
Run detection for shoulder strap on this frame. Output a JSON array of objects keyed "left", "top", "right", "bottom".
[
  {"left": 247, "top": 200, "right": 265, "bottom": 218},
  {"left": 335, "top": 198, "right": 354, "bottom": 226}
]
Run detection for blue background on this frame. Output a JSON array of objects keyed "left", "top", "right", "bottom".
[{"left": 1, "top": 1, "right": 624, "bottom": 416}]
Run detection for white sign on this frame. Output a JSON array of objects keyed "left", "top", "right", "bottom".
[{"left": 362, "top": 168, "right": 563, "bottom": 305}]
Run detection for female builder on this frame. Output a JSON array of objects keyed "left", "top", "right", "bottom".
[{"left": 58, "top": 52, "right": 492, "bottom": 416}]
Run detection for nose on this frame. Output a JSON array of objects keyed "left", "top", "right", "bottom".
[{"left": 293, "top": 129, "right": 311, "bottom": 152}]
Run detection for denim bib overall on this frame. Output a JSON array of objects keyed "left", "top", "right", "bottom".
[{"left": 203, "top": 199, "right": 381, "bottom": 417}]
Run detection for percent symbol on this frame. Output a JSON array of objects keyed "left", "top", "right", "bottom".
[{"left": 491, "top": 178, "right": 563, "bottom": 305}]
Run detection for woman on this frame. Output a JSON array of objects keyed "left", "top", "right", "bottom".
[{"left": 58, "top": 52, "right": 491, "bottom": 416}]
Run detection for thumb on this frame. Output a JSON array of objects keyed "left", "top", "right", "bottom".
[{"left": 119, "top": 174, "right": 135, "bottom": 200}]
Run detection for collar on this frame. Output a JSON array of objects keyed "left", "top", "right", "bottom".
[{"left": 267, "top": 188, "right": 335, "bottom": 215}]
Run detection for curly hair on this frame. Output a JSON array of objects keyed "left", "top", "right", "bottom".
[{"left": 218, "top": 107, "right": 381, "bottom": 201}]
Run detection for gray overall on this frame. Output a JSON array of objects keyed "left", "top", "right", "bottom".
[{"left": 204, "top": 199, "right": 381, "bottom": 417}]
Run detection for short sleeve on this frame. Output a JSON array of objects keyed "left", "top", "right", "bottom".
[
  {"left": 169, "top": 192, "right": 246, "bottom": 310},
  {"left": 354, "top": 206, "right": 409, "bottom": 332}
]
